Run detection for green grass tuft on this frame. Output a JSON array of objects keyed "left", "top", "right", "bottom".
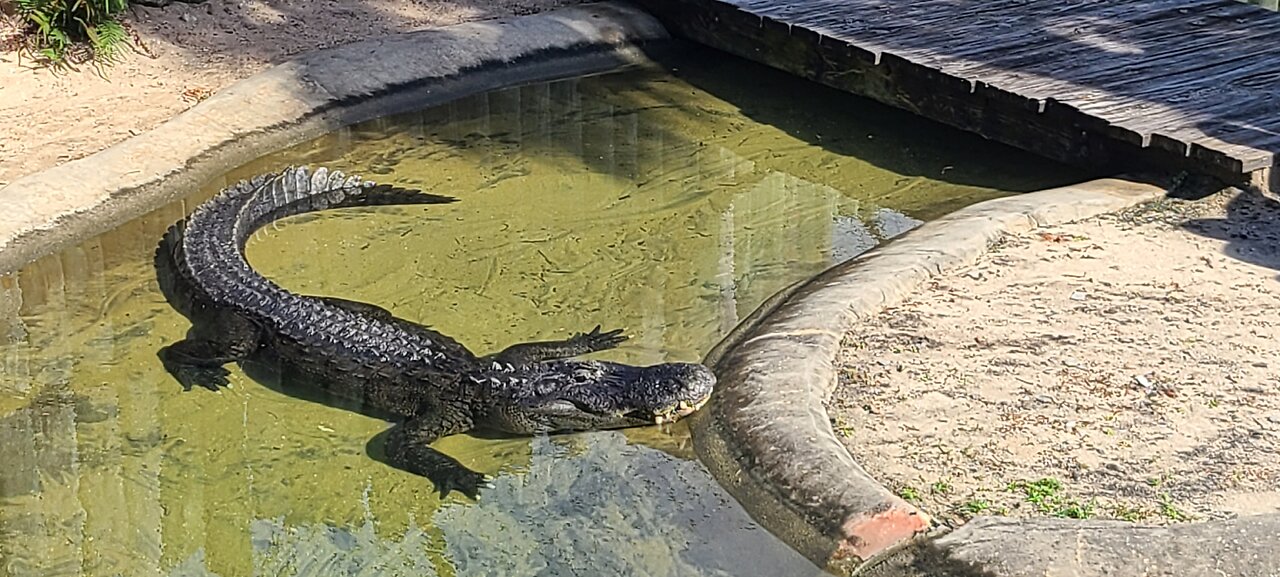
[{"left": 11, "top": 0, "right": 132, "bottom": 66}]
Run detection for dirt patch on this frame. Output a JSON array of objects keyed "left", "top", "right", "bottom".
[
  {"left": 0, "top": 0, "right": 581, "bottom": 187},
  {"left": 830, "top": 189, "right": 1280, "bottom": 529}
]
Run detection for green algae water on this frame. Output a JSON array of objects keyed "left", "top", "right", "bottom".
[{"left": 0, "top": 46, "right": 1083, "bottom": 577}]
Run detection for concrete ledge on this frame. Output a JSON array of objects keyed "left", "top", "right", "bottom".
[
  {"left": 692, "top": 178, "right": 1169, "bottom": 574},
  {"left": 907, "top": 514, "right": 1280, "bottom": 577},
  {"left": 0, "top": 2, "right": 668, "bottom": 275}
]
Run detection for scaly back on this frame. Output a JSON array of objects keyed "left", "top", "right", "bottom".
[{"left": 174, "top": 166, "right": 466, "bottom": 366}]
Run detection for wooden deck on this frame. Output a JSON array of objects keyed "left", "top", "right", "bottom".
[{"left": 637, "top": 0, "right": 1280, "bottom": 189}]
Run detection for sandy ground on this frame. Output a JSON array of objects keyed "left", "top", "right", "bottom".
[
  {"left": 0, "top": 0, "right": 580, "bottom": 187},
  {"left": 831, "top": 188, "right": 1280, "bottom": 528}
]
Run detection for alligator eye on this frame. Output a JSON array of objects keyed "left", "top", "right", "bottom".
[{"left": 561, "top": 398, "right": 599, "bottom": 414}]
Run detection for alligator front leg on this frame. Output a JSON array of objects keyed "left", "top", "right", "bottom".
[
  {"left": 485, "top": 325, "right": 628, "bottom": 365},
  {"left": 159, "top": 313, "right": 262, "bottom": 391},
  {"left": 383, "top": 405, "right": 488, "bottom": 499}
]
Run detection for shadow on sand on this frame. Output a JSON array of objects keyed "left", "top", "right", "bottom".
[{"left": 1183, "top": 190, "right": 1280, "bottom": 279}]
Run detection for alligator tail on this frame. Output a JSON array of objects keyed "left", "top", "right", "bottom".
[
  {"left": 176, "top": 166, "right": 455, "bottom": 312},
  {"left": 236, "top": 168, "right": 457, "bottom": 241}
]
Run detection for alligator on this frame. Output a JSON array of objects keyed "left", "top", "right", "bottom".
[{"left": 155, "top": 166, "right": 715, "bottom": 499}]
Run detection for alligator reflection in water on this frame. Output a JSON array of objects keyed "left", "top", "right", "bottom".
[
  {"left": 156, "top": 167, "right": 715, "bottom": 499},
  {"left": 248, "top": 434, "right": 804, "bottom": 577}
]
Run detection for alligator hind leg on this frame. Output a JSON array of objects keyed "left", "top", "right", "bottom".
[
  {"left": 382, "top": 403, "right": 487, "bottom": 499},
  {"left": 159, "top": 314, "right": 261, "bottom": 391},
  {"left": 485, "top": 325, "right": 628, "bottom": 366}
]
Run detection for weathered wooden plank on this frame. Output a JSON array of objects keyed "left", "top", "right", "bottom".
[
  {"left": 640, "top": 0, "right": 1280, "bottom": 187},
  {"left": 947, "top": 4, "right": 1270, "bottom": 82},
  {"left": 927, "top": 19, "right": 1280, "bottom": 108},
  {"left": 1078, "top": 68, "right": 1280, "bottom": 144},
  {"left": 749, "top": 0, "right": 1221, "bottom": 64},
  {"left": 874, "top": 2, "right": 1168, "bottom": 64}
]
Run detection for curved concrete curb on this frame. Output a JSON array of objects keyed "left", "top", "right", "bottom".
[
  {"left": 0, "top": 2, "right": 667, "bottom": 275},
  {"left": 903, "top": 514, "right": 1280, "bottom": 577},
  {"left": 692, "top": 178, "right": 1169, "bottom": 573}
]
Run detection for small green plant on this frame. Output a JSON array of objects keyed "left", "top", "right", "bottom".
[
  {"left": 12, "top": 0, "right": 131, "bottom": 65},
  {"left": 830, "top": 415, "right": 856, "bottom": 438},
  {"left": 1055, "top": 500, "right": 1095, "bottom": 519},
  {"left": 897, "top": 486, "right": 921, "bottom": 502},
  {"left": 930, "top": 480, "right": 952, "bottom": 495},
  {"left": 1158, "top": 494, "right": 1192, "bottom": 522},
  {"left": 960, "top": 499, "right": 991, "bottom": 515},
  {"left": 1007, "top": 478, "right": 1093, "bottom": 518},
  {"left": 1111, "top": 504, "right": 1148, "bottom": 522},
  {"left": 1008, "top": 477, "right": 1062, "bottom": 509}
]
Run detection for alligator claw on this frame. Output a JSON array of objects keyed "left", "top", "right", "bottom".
[
  {"left": 571, "top": 325, "right": 629, "bottom": 353},
  {"left": 432, "top": 466, "right": 489, "bottom": 500},
  {"left": 171, "top": 364, "right": 232, "bottom": 392}
]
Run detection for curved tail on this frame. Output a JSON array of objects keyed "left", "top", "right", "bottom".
[{"left": 171, "top": 166, "right": 456, "bottom": 315}]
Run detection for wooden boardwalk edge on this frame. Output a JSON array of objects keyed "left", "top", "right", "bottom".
[{"left": 637, "top": 0, "right": 1270, "bottom": 189}]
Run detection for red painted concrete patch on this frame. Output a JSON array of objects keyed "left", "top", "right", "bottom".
[{"left": 835, "top": 506, "right": 932, "bottom": 562}]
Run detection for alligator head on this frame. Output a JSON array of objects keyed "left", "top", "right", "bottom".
[{"left": 497, "top": 360, "right": 716, "bottom": 434}]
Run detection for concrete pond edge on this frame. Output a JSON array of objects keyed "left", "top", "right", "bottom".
[
  {"left": 692, "top": 177, "right": 1280, "bottom": 576},
  {"left": 0, "top": 1, "right": 668, "bottom": 275}
]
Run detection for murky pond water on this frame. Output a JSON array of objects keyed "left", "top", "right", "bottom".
[{"left": 0, "top": 46, "right": 1083, "bottom": 577}]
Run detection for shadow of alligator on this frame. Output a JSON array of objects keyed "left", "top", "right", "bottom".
[{"left": 1182, "top": 189, "right": 1280, "bottom": 281}]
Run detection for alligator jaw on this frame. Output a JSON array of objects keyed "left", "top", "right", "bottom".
[{"left": 652, "top": 394, "right": 711, "bottom": 425}]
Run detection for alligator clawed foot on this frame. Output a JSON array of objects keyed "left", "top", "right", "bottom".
[
  {"left": 171, "top": 365, "right": 232, "bottom": 392},
  {"left": 572, "top": 325, "right": 629, "bottom": 353},
  {"left": 431, "top": 466, "right": 489, "bottom": 500}
]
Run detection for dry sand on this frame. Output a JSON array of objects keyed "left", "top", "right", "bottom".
[
  {"left": 0, "top": 0, "right": 580, "bottom": 187},
  {"left": 831, "top": 189, "right": 1280, "bottom": 528}
]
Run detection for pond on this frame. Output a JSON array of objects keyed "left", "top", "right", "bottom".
[{"left": 0, "top": 45, "right": 1084, "bottom": 577}]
